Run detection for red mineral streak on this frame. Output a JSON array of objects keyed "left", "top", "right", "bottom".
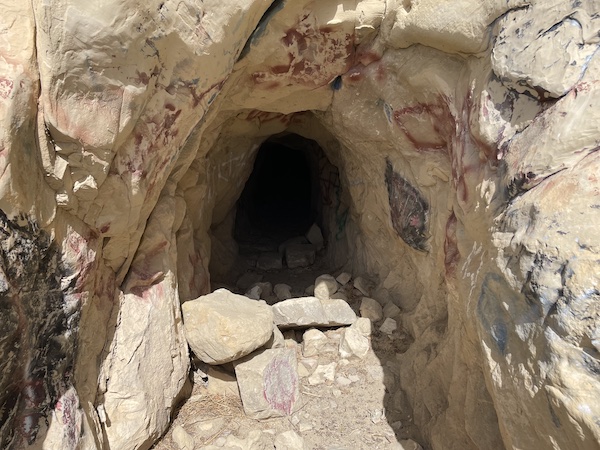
[
  {"left": 357, "top": 50, "right": 382, "bottom": 66},
  {"left": 132, "top": 66, "right": 161, "bottom": 86},
  {"left": 64, "top": 230, "right": 98, "bottom": 291},
  {"left": 184, "top": 79, "right": 226, "bottom": 108},
  {"left": 449, "top": 89, "right": 499, "bottom": 204},
  {"left": 253, "top": 11, "right": 355, "bottom": 89},
  {"left": 0, "top": 77, "right": 14, "bottom": 99},
  {"left": 392, "top": 99, "right": 454, "bottom": 153}
]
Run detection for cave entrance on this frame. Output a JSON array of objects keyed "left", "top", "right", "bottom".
[
  {"left": 209, "top": 132, "right": 348, "bottom": 292},
  {"left": 234, "top": 135, "right": 319, "bottom": 249},
  {"left": 234, "top": 135, "right": 319, "bottom": 250}
]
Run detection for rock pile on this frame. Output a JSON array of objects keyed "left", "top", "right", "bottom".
[{"left": 176, "top": 271, "right": 414, "bottom": 449}]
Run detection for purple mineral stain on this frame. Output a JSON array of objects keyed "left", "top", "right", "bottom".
[{"left": 263, "top": 355, "right": 297, "bottom": 415}]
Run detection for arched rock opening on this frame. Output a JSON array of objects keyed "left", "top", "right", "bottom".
[
  {"left": 234, "top": 136, "right": 318, "bottom": 247},
  {"left": 207, "top": 130, "right": 351, "bottom": 289},
  {"left": 2, "top": 1, "right": 600, "bottom": 450}
]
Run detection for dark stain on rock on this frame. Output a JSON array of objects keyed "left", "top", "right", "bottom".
[
  {"left": 238, "top": 0, "right": 286, "bottom": 61},
  {"left": 331, "top": 75, "right": 342, "bottom": 91},
  {"left": 385, "top": 160, "right": 428, "bottom": 251},
  {"left": 0, "top": 210, "right": 78, "bottom": 448}
]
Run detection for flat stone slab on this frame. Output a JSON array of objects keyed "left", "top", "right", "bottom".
[
  {"left": 272, "top": 297, "right": 356, "bottom": 329},
  {"left": 235, "top": 348, "right": 300, "bottom": 419},
  {"left": 182, "top": 289, "right": 274, "bottom": 364}
]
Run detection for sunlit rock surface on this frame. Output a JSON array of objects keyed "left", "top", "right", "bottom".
[{"left": 1, "top": 0, "right": 599, "bottom": 449}]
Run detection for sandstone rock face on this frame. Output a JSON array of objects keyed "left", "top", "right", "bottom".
[
  {"left": 235, "top": 348, "right": 300, "bottom": 419},
  {"left": 0, "top": 0, "right": 599, "bottom": 449},
  {"left": 182, "top": 289, "right": 274, "bottom": 364}
]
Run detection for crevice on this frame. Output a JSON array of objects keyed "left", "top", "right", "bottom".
[{"left": 237, "top": 0, "right": 286, "bottom": 61}]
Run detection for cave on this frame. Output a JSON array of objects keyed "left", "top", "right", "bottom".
[
  {"left": 208, "top": 130, "right": 350, "bottom": 291},
  {"left": 2, "top": 1, "right": 600, "bottom": 450},
  {"left": 234, "top": 134, "right": 320, "bottom": 252}
]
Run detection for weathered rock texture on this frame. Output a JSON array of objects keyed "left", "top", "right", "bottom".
[
  {"left": 1, "top": 0, "right": 599, "bottom": 449},
  {"left": 182, "top": 288, "right": 274, "bottom": 364}
]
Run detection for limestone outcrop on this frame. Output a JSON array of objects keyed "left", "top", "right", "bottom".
[{"left": 0, "top": 0, "right": 599, "bottom": 449}]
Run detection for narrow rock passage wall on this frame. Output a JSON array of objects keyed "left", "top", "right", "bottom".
[{"left": 1, "top": 0, "right": 600, "bottom": 449}]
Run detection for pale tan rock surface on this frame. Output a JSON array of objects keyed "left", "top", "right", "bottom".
[
  {"left": 313, "top": 274, "right": 339, "bottom": 300},
  {"left": 235, "top": 348, "right": 300, "bottom": 419},
  {"left": 272, "top": 296, "right": 356, "bottom": 328},
  {"left": 0, "top": 0, "right": 599, "bottom": 449},
  {"left": 182, "top": 289, "right": 274, "bottom": 364}
]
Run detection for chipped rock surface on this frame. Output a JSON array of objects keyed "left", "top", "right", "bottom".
[
  {"left": 1, "top": 0, "right": 600, "bottom": 449},
  {"left": 273, "top": 296, "right": 356, "bottom": 329},
  {"left": 235, "top": 348, "right": 300, "bottom": 419},
  {"left": 360, "top": 297, "right": 384, "bottom": 322},
  {"left": 314, "top": 274, "right": 339, "bottom": 300},
  {"left": 339, "top": 327, "right": 371, "bottom": 359},
  {"left": 182, "top": 289, "right": 274, "bottom": 364}
]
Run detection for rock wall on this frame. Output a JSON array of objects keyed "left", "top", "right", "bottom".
[{"left": 1, "top": 0, "right": 600, "bottom": 449}]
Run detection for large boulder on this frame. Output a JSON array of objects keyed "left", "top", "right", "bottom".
[{"left": 182, "top": 289, "right": 274, "bottom": 364}]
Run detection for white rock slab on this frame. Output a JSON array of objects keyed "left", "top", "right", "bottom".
[
  {"left": 235, "top": 348, "right": 300, "bottom": 419},
  {"left": 272, "top": 297, "right": 356, "bottom": 328},
  {"left": 182, "top": 289, "right": 274, "bottom": 364},
  {"left": 322, "top": 299, "right": 357, "bottom": 326},
  {"left": 353, "top": 317, "right": 373, "bottom": 337}
]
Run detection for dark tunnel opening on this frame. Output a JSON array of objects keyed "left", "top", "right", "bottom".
[{"left": 234, "top": 135, "right": 320, "bottom": 249}]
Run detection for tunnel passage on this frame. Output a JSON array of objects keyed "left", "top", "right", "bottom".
[
  {"left": 209, "top": 131, "right": 350, "bottom": 287},
  {"left": 234, "top": 135, "right": 319, "bottom": 247}
]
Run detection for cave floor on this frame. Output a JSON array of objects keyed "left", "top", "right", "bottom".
[{"left": 154, "top": 252, "right": 423, "bottom": 450}]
